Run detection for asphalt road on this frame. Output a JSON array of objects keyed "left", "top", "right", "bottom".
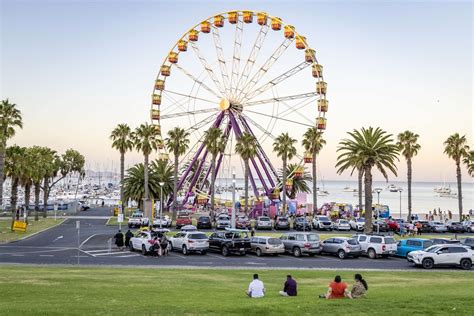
[{"left": 0, "top": 207, "right": 472, "bottom": 271}]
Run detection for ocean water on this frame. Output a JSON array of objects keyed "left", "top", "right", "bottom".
[{"left": 214, "top": 179, "right": 474, "bottom": 215}]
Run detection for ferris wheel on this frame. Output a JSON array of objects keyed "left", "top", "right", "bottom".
[{"left": 150, "top": 10, "right": 327, "bottom": 210}]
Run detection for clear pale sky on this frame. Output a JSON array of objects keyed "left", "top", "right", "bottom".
[{"left": 1, "top": 0, "right": 472, "bottom": 182}]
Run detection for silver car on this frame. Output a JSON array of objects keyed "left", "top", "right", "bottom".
[
  {"left": 255, "top": 216, "right": 273, "bottom": 230},
  {"left": 250, "top": 236, "right": 285, "bottom": 256},
  {"left": 216, "top": 215, "right": 231, "bottom": 229},
  {"left": 321, "top": 237, "right": 362, "bottom": 259},
  {"left": 280, "top": 232, "right": 322, "bottom": 257},
  {"left": 430, "top": 221, "right": 448, "bottom": 233}
]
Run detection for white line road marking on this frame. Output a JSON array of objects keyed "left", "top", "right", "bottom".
[
  {"left": 171, "top": 253, "right": 186, "bottom": 259},
  {"left": 116, "top": 255, "right": 140, "bottom": 258},
  {"left": 79, "top": 234, "right": 98, "bottom": 248},
  {"left": 71, "top": 256, "right": 89, "bottom": 258},
  {"left": 206, "top": 253, "right": 226, "bottom": 260},
  {"left": 11, "top": 254, "right": 25, "bottom": 257},
  {"left": 90, "top": 251, "right": 130, "bottom": 257},
  {"left": 244, "top": 262, "right": 266, "bottom": 265},
  {"left": 53, "top": 236, "right": 64, "bottom": 242},
  {"left": 0, "top": 248, "right": 75, "bottom": 255},
  {"left": 39, "top": 255, "right": 54, "bottom": 257},
  {"left": 83, "top": 249, "right": 112, "bottom": 253}
]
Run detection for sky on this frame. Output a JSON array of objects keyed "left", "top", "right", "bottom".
[{"left": 1, "top": 0, "right": 472, "bottom": 183}]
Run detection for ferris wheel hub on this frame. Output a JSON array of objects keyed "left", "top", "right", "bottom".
[{"left": 219, "top": 98, "right": 230, "bottom": 111}]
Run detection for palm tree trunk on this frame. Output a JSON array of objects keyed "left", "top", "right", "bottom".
[
  {"left": 34, "top": 182, "right": 40, "bottom": 221},
  {"left": 363, "top": 166, "right": 373, "bottom": 234},
  {"left": 10, "top": 177, "right": 19, "bottom": 229},
  {"left": 244, "top": 159, "right": 249, "bottom": 216},
  {"left": 144, "top": 154, "right": 150, "bottom": 199},
  {"left": 358, "top": 168, "right": 363, "bottom": 210},
  {"left": 210, "top": 154, "right": 216, "bottom": 212},
  {"left": 456, "top": 159, "right": 463, "bottom": 220},
  {"left": 312, "top": 151, "right": 317, "bottom": 215},
  {"left": 120, "top": 151, "right": 125, "bottom": 210},
  {"left": 282, "top": 155, "right": 287, "bottom": 215},
  {"left": 172, "top": 153, "right": 178, "bottom": 221},
  {"left": 0, "top": 143, "right": 4, "bottom": 212},
  {"left": 407, "top": 157, "right": 412, "bottom": 221},
  {"left": 24, "top": 183, "right": 31, "bottom": 212},
  {"left": 43, "top": 177, "right": 49, "bottom": 218}
]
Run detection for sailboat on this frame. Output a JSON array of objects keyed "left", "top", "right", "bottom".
[{"left": 317, "top": 174, "right": 329, "bottom": 196}]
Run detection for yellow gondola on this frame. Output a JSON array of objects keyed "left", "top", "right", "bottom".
[
  {"left": 285, "top": 179, "right": 293, "bottom": 191},
  {"left": 296, "top": 35, "right": 306, "bottom": 49},
  {"left": 228, "top": 11, "right": 238, "bottom": 24},
  {"left": 155, "top": 79, "right": 165, "bottom": 90},
  {"left": 201, "top": 21, "right": 211, "bottom": 33},
  {"left": 243, "top": 11, "right": 253, "bottom": 23},
  {"left": 318, "top": 99, "right": 328, "bottom": 112},
  {"left": 284, "top": 25, "right": 295, "bottom": 38},
  {"left": 159, "top": 153, "right": 169, "bottom": 161},
  {"left": 197, "top": 195, "right": 207, "bottom": 204},
  {"left": 316, "top": 81, "right": 327, "bottom": 95},
  {"left": 150, "top": 109, "right": 160, "bottom": 120},
  {"left": 153, "top": 124, "right": 161, "bottom": 134},
  {"left": 152, "top": 94, "right": 161, "bottom": 105},
  {"left": 304, "top": 152, "right": 313, "bottom": 163},
  {"left": 271, "top": 17, "right": 281, "bottom": 31},
  {"left": 189, "top": 30, "right": 199, "bottom": 42},
  {"left": 168, "top": 52, "right": 178, "bottom": 64},
  {"left": 257, "top": 12, "right": 267, "bottom": 25},
  {"left": 178, "top": 40, "right": 188, "bottom": 52},
  {"left": 317, "top": 117, "right": 327, "bottom": 130},
  {"left": 294, "top": 166, "right": 304, "bottom": 178},
  {"left": 214, "top": 15, "right": 224, "bottom": 27},
  {"left": 305, "top": 48, "right": 315, "bottom": 63},
  {"left": 312, "top": 64, "right": 323, "bottom": 78},
  {"left": 160, "top": 65, "right": 170, "bottom": 76}
]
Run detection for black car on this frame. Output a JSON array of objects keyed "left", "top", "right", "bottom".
[
  {"left": 274, "top": 216, "right": 290, "bottom": 230},
  {"left": 294, "top": 217, "right": 311, "bottom": 231},
  {"left": 431, "top": 238, "right": 461, "bottom": 245},
  {"left": 461, "top": 238, "right": 474, "bottom": 250},
  {"left": 197, "top": 216, "right": 212, "bottom": 229},
  {"left": 208, "top": 230, "right": 251, "bottom": 256},
  {"left": 372, "top": 220, "right": 389, "bottom": 232},
  {"left": 447, "top": 222, "right": 465, "bottom": 233},
  {"left": 414, "top": 220, "right": 433, "bottom": 233}
]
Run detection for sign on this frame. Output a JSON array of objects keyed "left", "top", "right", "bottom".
[
  {"left": 12, "top": 220, "right": 27, "bottom": 232},
  {"left": 53, "top": 203, "right": 58, "bottom": 211},
  {"left": 117, "top": 214, "right": 124, "bottom": 223}
]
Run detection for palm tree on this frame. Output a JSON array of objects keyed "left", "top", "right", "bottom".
[
  {"left": 302, "top": 127, "right": 326, "bottom": 215},
  {"left": 165, "top": 127, "right": 190, "bottom": 220},
  {"left": 41, "top": 148, "right": 60, "bottom": 218},
  {"left": 132, "top": 123, "right": 160, "bottom": 218},
  {"left": 203, "top": 127, "right": 227, "bottom": 212},
  {"left": 19, "top": 149, "right": 34, "bottom": 214},
  {"left": 463, "top": 150, "right": 474, "bottom": 177},
  {"left": 28, "top": 146, "right": 47, "bottom": 221},
  {"left": 397, "top": 131, "right": 421, "bottom": 220},
  {"left": 443, "top": 133, "right": 470, "bottom": 219},
  {"left": 281, "top": 163, "right": 311, "bottom": 199},
  {"left": 110, "top": 124, "right": 133, "bottom": 209},
  {"left": 182, "top": 159, "right": 210, "bottom": 189},
  {"left": 273, "top": 133, "right": 297, "bottom": 214},
  {"left": 336, "top": 127, "right": 399, "bottom": 233},
  {"left": 5, "top": 145, "right": 26, "bottom": 226},
  {"left": 0, "top": 99, "right": 23, "bottom": 211},
  {"left": 235, "top": 132, "right": 257, "bottom": 215}
]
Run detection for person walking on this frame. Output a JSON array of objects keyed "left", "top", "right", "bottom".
[
  {"left": 114, "top": 230, "right": 124, "bottom": 250},
  {"left": 124, "top": 230, "right": 133, "bottom": 248},
  {"left": 246, "top": 274, "right": 265, "bottom": 298},
  {"left": 279, "top": 275, "right": 297, "bottom": 297}
]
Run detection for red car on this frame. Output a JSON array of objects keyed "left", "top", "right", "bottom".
[
  {"left": 235, "top": 216, "right": 251, "bottom": 229},
  {"left": 176, "top": 215, "right": 192, "bottom": 229}
]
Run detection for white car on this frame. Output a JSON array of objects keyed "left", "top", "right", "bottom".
[
  {"left": 129, "top": 231, "right": 155, "bottom": 254},
  {"left": 462, "top": 221, "right": 474, "bottom": 233},
  {"left": 169, "top": 231, "right": 209, "bottom": 255},
  {"left": 312, "top": 216, "right": 333, "bottom": 231},
  {"left": 128, "top": 212, "right": 149, "bottom": 228},
  {"left": 153, "top": 215, "right": 171, "bottom": 228},
  {"left": 350, "top": 218, "right": 365, "bottom": 231},
  {"left": 333, "top": 219, "right": 351, "bottom": 231},
  {"left": 255, "top": 216, "right": 273, "bottom": 230},
  {"left": 353, "top": 234, "right": 398, "bottom": 259},
  {"left": 407, "top": 244, "right": 473, "bottom": 270},
  {"left": 216, "top": 214, "right": 231, "bottom": 230}
]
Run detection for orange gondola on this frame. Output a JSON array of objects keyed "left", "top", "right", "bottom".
[
  {"left": 168, "top": 52, "right": 178, "bottom": 64},
  {"left": 150, "top": 109, "right": 160, "bottom": 120},
  {"left": 316, "top": 117, "right": 327, "bottom": 130},
  {"left": 257, "top": 12, "right": 267, "bottom": 25},
  {"left": 294, "top": 166, "right": 304, "bottom": 178},
  {"left": 284, "top": 25, "right": 295, "bottom": 38},
  {"left": 271, "top": 17, "right": 281, "bottom": 31},
  {"left": 312, "top": 64, "right": 323, "bottom": 78},
  {"left": 243, "top": 11, "right": 253, "bottom": 23},
  {"left": 178, "top": 40, "right": 188, "bottom": 52},
  {"left": 285, "top": 179, "right": 293, "bottom": 191},
  {"left": 228, "top": 11, "right": 238, "bottom": 24},
  {"left": 318, "top": 99, "right": 328, "bottom": 112},
  {"left": 155, "top": 79, "right": 165, "bottom": 91},
  {"left": 152, "top": 94, "right": 161, "bottom": 105},
  {"left": 316, "top": 81, "right": 327, "bottom": 95},
  {"left": 296, "top": 35, "right": 306, "bottom": 49},
  {"left": 304, "top": 152, "right": 313, "bottom": 163},
  {"left": 214, "top": 15, "right": 224, "bottom": 27},
  {"left": 201, "top": 21, "right": 211, "bottom": 33},
  {"left": 305, "top": 48, "right": 315, "bottom": 63},
  {"left": 189, "top": 30, "right": 199, "bottom": 42},
  {"left": 160, "top": 65, "right": 170, "bottom": 76}
]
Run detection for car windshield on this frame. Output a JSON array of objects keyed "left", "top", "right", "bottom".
[
  {"left": 423, "top": 240, "right": 433, "bottom": 248},
  {"left": 346, "top": 239, "right": 358, "bottom": 245},
  {"left": 425, "top": 245, "right": 442, "bottom": 253},
  {"left": 268, "top": 238, "right": 282, "bottom": 245},
  {"left": 357, "top": 218, "right": 365, "bottom": 222},
  {"left": 339, "top": 220, "right": 348, "bottom": 224},
  {"left": 319, "top": 217, "right": 330, "bottom": 221},
  {"left": 189, "top": 233, "right": 207, "bottom": 240},
  {"left": 199, "top": 217, "right": 210, "bottom": 221},
  {"left": 218, "top": 216, "right": 229, "bottom": 220},
  {"left": 259, "top": 217, "right": 270, "bottom": 221},
  {"left": 307, "top": 234, "right": 319, "bottom": 241},
  {"left": 232, "top": 232, "right": 248, "bottom": 239},
  {"left": 178, "top": 216, "right": 189, "bottom": 219},
  {"left": 278, "top": 217, "right": 288, "bottom": 221},
  {"left": 384, "top": 237, "right": 396, "bottom": 244}
]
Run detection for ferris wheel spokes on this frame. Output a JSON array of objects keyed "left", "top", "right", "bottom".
[
  {"left": 164, "top": 90, "right": 219, "bottom": 104},
  {"left": 160, "top": 108, "right": 218, "bottom": 120},
  {"left": 211, "top": 26, "right": 232, "bottom": 97},
  {"left": 243, "top": 91, "right": 318, "bottom": 106},
  {"left": 230, "top": 19, "right": 244, "bottom": 101},
  {"left": 173, "top": 63, "right": 222, "bottom": 99}
]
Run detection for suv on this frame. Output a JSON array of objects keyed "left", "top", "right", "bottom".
[
  {"left": 208, "top": 229, "right": 251, "bottom": 256},
  {"left": 250, "top": 236, "right": 285, "bottom": 256},
  {"left": 128, "top": 212, "right": 149, "bottom": 228},
  {"left": 169, "top": 231, "right": 209, "bottom": 255},
  {"left": 350, "top": 218, "right": 365, "bottom": 231},
  {"left": 255, "top": 216, "right": 272, "bottom": 230},
  {"left": 321, "top": 237, "right": 362, "bottom": 259},
  {"left": 294, "top": 217, "right": 311, "bottom": 231},
  {"left": 197, "top": 216, "right": 212, "bottom": 229},
  {"left": 333, "top": 219, "right": 350, "bottom": 231},
  {"left": 274, "top": 216, "right": 290, "bottom": 230},
  {"left": 462, "top": 221, "right": 474, "bottom": 233},
  {"left": 408, "top": 244, "right": 473, "bottom": 270},
  {"left": 353, "top": 234, "right": 397, "bottom": 259},
  {"left": 152, "top": 215, "right": 172, "bottom": 228},
  {"left": 461, "top": 238, "right": 474, "bottom": 250},
  {"left": 313, "top": 216, "right": 333, "bottom": 231},
  {"left": 176, "top": 215, "right": 192, "bottom": 229},
  {"left": 372, "top": 220, "right": 389, "bottom": 232},
  {"left": 216, "top": 214, "right": 231, "bottom": 230},
  {"left": 129, "top": 230, "right": 156, "bottom": 254},
  {"left": 446, "top": 221, "right": 465, "bottom": 233},
  {"left": 280, "top": 232, "right": 321, "bottom": 257}
]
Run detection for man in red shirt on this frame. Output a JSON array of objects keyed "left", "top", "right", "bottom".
[{"left": 325, "top": 275, "right": 351, "bottom": 299}]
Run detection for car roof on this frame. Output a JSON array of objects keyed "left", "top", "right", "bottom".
[
  {"left": 252, "top": 236, "right": 275, "bottom": 239},
  {"left": 224, "top": 227, "right": 249, "bottom": 232},
  {"left": 333, "top": 236, "right": 353, "bottom": 240},
  {"left": 405, "top": 238, "right": 430, "bottom": 241}
]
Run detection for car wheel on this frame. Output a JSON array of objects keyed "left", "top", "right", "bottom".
[
  {"left": 368, "top": 248, "right": 376, "bottom": 259},
  {"left": 221, "top": 246, "right": 229, "bottom": 257},
  {"left": 141, "top": 245, "right": 147, "bottom": 256},
  {"left": 338, "top": 250, "right": 346, "bottom": 259},
  {"left": 256, "top": 248, "right": 262, "bottom": 257},
  {"left": 182, "top": 245, "right": 188, "bottom": 255},
  {"left": 293, "top": 247, "right": 302, "bottom": 257},
  {"left": 201, "top": 250, "right": 207, "bottom": 255},
  {"left": 422, "top": 258, "right": 434, "bottom": 269},
  {"left": 460, "top": 258, "right": 472, "bottom": 270}
]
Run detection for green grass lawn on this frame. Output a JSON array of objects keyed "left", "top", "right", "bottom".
[
  {"left": 0, "top": 266, "right": 472, "bottom": 315},
  {"left": 0, "top": 218, "right": 65, "bottom": 244}
]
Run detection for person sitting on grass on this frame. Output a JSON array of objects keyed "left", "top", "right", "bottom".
[
  {"left": 279, "top": 275, "right": 297, "bottom": 297},
  {"left": 323, "top": 275, "right": 351, "bottom": 299},
  {"left": 246, "top": 274, "right": 265, "bottom": 298},
  {"left": 350, "top": 274, "right": 368, "bottom": 299}
]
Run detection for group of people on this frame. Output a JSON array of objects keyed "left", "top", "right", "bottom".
[
  {"left": 113, "top": 229, "right": 134, "bottom": 250},
  {"left": 246, "top": 274, "right": 368, "bottom": 299},
  {"left": 113, "top": 229, "right": 169, "bottom": 256},
  {"left": 426, "top": 208, "right": 453, "bottom": 221}
]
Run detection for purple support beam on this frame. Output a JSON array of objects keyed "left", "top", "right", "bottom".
[
  {"left": 238, "top": 115, "right": 276, "bottom": 190},
  {"left": 228, "top": 111, "right": 260, "bottom": 200},
  {"left": 181, "top": 149, "right": 209, "bottom": 205}
]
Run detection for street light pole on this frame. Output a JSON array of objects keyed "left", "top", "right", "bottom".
[
  {"left": 231, "top": 171, "right": 236, "bottom": 229},
  {"left": 374, "top": 188, "right": 382, "bottom": 234},
  {"left": 159, "top": 182, "right": 164, "bottom": 229},
  {"left": 399, "top": 188, "right": 403, "bottom": 235}
]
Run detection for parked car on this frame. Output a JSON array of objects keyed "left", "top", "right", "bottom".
[
  {"left": 312, "top": 216, "right": 333, "bottom": 231},
  {"left": 216, "top": 214, "right": 231, "bottom": 230},
  {"left": 196, "top": 216, "right": 212, "bottom": 229},
  {"left": 353, "top": 234, "right": 397, "bottom": 259},
  {"left": 128, "top": 212, "right": 149, "bottom": 228},
  {"left": 181, "top": 225, "right": 197, "bottom": 232},
  {"left": 461, "top": 238, "right": 474, "bottom": 250},
  {"left": 129, "top": 230, "right": 156, "bottom": 255},
  {"left": 462, "top": 221, "right": 474, "bottom": 233},
  {"left": 208, "top": 229, "right": 251, "bottom": 256},
  {"left": 78, "top": 200, "right": 90, "bottom": 211},
  {"left": 396, "top": 238, "right": 433, "bottom": 258},
  {"left": 386, "top": 218, "right": 405, "bottom": 231},
  {"left": 407, "top": 244, "right": 473, "bottom": 270},
  {"left": 294, "top": 217, "right": 312, "bottom": 231},
  {"left": 235, "top": 216, "right": 251, "bottom": 229},
  {"left": 333, "top": 219, "right": 351, "bottom": 231},
  {"left": 274, "top": 216, "right": 290, "bottom": 230},
  {"left": 169, "top": 231, "right": 209, "bottom": 255},
  {"left": 431, "top": 238, "right": 461, "bottom": 245},
  {"left": 372, "top": 220, "right": 389, "bottom": 232},
  {"left": 255, "top": 216, "right": 273, "bottom": 230},
  {"left": 321, "top": 237, "right": 362, "bottom": 259},
  {"left": 250, "top": 236, "right": 285, "bottom": 256},
  {"left": 349, "top": 218, "right": 365, "bottom": 231},
  {"left": 176, "top": 215, "right": 192, "bottom": 229},
  {"left": 413, "top": 220, "right": 434, "bottom": 233},
  {"left": 446, "top": 221, "right": 465, "bottom": 233},
  {"left": 280, "top": 232, "right": 321, "bottom": 257},
  {"left": 430, "top": 221, "right": 448, "bottom": 233},
  {"left": 152, "top": 215, "right": 172, "bottom": 228}
]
